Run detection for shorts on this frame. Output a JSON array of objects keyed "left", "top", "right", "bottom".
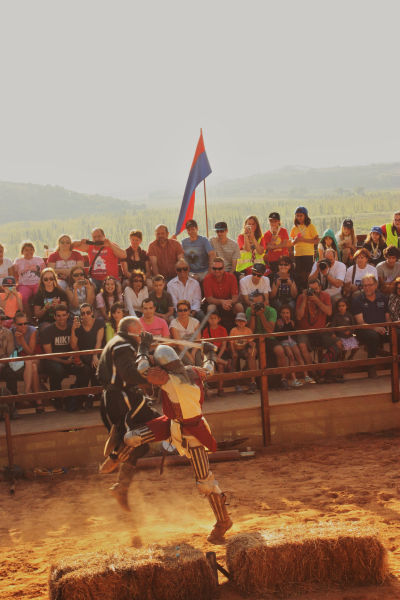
[{"left": 296, "top": 332, "right": 335, "bottom": 350}]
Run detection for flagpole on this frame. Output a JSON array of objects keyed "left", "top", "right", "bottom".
[{"left": 201, "top": 128, "right": 209, "bottom": 237}]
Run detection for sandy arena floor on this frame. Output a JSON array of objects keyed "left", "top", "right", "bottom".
[{"left": 0, "top": 431, "right": 399, "bottom": 600}]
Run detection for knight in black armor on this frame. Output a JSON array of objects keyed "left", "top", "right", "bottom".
[{"left": 96, "top": 316, "right": 159, "bottom": 511}]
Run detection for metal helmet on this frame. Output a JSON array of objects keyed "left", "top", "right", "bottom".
[{"left": 153, "top": 345, "right": 179, "bottom": 367}]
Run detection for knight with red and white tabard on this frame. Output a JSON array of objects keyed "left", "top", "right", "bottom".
[{"left": 123, "top": 337, "right": 233, "bottom": 545}]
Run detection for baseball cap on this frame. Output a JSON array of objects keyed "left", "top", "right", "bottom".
[
  {"left": 185, "top": 219, "right": 198, "bottom": 229},
  {"left": 252, "top": 263, "right": 265, "bottom": 275},
  {"left": 295, "top": 206, "right": 308, "bottom": 216},
  {"left": 2, "top": 276, "right": 16, "bottom": 286},
  {"left": 268, "top": 212, "right": 280, "bottom": 220},
  {"left": 342, "top": 218, "right": 353, "bottom": 228},
  {"left": 214, "top": 221, "right": 227, "bottom": 231},
  {"left": 371, "top": 226, "right": 383, "bottom": 235},
  {"left": 235, "top": 312, "right": 247, "bottom": 322}
]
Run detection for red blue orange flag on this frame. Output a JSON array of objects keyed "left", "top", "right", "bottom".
[{"left": 175, "top": 131, "right": 212, "bottom": 235}]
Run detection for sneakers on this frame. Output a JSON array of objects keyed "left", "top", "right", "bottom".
[
  {"left": 304, "top": 375, "right": 316, "bottom": 384},
  {"left": 246, "top": 382, "right": 257, "bottom": 394},
  {"left": 280, "top": 378, "right": 289, "bottom": 390},
  {"left": 289, "top": 379, "right": 303, "bottom": 388}
]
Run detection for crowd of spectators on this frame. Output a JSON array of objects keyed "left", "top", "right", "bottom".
[{"left": 2, "top": 208, "right": 400, "bottom": 416}]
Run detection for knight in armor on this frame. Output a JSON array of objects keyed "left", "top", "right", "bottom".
[
  {"left": 123, "top": 339, "right": 233, "bottom": 545},
  {"left": 96, "top": 316, "right": 160, "bottom": 511}
]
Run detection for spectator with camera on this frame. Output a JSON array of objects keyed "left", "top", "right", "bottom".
[
  {"left": 41, "top": 304, "right": 91, "bottom": 411},
  {"left": 209, "top": 221, "right": 240, "bottom": 273},
  {"left": 167, "top": 259, "right": 204, "bottom": 322},
  {"left": 343, "top": 249, "right": 377, "bottom": 299},
  {"left": 295, "top": 279, "right": 336, "bottom": 378},
  {"left": 33, "top": 268, "right": 69, "bottom": 332},
  {"left": 0, "top": 276, "right": 23, "bottom": 324},
  {"left": 262, "top": 212, "right": 290, "bottom": 275},
  {"left": 72, "top": 228, "right": 126, "bottom": 292},
  {"left": 308, "top": 248, "right": 346, "bottom": 302},
  {"left": 239, "top": 263, "right": 271, "bottom": 308},
  {"left": 148, "top": 224, "right": 184, "bottom": 281},
  {"left": 270, "top": 256, "right": 298, "bottom": 311},
  {"left": 65, "top": 265, "right": 96, "bottom": 316},
  {"left": 351, "top": 274, "right": 390, "bottom": 378},
  {"left": 377, "top": 245, "right": 400, "bottom": 295},
  {"left": 47, "top": 234, "right": 84, "bottom": 290},
  {"left": 204, "top": 257, "right": 243, "bottom": 330},
  {"left": 182, "top": 219, "right": 215, "bottom": 282},
  {"left": 71, "top": 303, "right": 104, "bottom": 402}
]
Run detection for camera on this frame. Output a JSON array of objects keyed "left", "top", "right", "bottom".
[
  {"left": 78, "top": 279, "right": 86, "bottom": 286},
  {"left": 318, "top": 260, "right": 329, "bottom": 271},
  {"left": 253, "top": 302, "right": 264, "bottom": 312},
  {"left": 85, "top": 239, "right": 104, "bottom": 246},
  {"left": 306, "top": 288, "right": 315, "bottom": 296}
]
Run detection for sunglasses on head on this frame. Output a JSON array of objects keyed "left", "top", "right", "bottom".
[
  {"left": 177, "top": 267, "right": 189, "bottom": 272},
  {"left": 212, "top": 266, "right": 224, "bottom": 271}
]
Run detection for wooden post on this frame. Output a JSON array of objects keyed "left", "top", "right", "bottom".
[
  {"left": 203, "top": 179, "right": 209, "bottom": 238},
  {"left": 258, "top": 336, "right": 271, "bottom": 445},
  {"left": 4, "top": 411, "right": 13, "bottom": 468},
  {"left": 391, "top": 324, "right": 399, "bottom": 403}
]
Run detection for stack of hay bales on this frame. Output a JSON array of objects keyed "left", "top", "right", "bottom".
[
  {"left": 226, "top": 523, "right": 389, "bottom": 595},
  {"left": 49, "top": 543, "right": 217, "bottom": 600}
]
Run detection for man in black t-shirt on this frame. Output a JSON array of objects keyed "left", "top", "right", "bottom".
[
  {"left": 352, "top": 275, "right": 390, "bottom": 376},
  {"left": 41, "top": 304, "right": 91, "bottom": 410},
  {"left": 71, "top": 303, "right": 104, "bottom": 387}
]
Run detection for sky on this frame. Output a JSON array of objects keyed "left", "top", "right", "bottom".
[{"left": 0, "top": 0, "right": 399, "bottom": 200}]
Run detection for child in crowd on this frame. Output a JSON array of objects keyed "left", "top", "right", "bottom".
[
  {"left": 330, "top": 298, "right": 359, "bottom": 361},
  {"left": 318, "top": 228, "right": 339, "bottom": 260},
  {"left": 270, "top": 256, "right": 298, "bottom": 311},
  {"left": 229, "top": 312, "right": 257, "bottom": 394},
  {"left": 290, "top": 206, "right": 319, "bottom": 292},
  {"left": 336, "top": 218, "right": 357, "bottom": 266},
  {"left": 275, "top": 305, "right": 313, "bottom": 386},
  {"left": 202, "top": 311, "right": 230, "bottom": 396},
  {"left": 363, "top": 226, "right": 387, "bottom": 267},
  {"left": 148, "top": 275, "right": 174, "bottom": 323},
  {"left": 13, "top": 241, "right": 45, "bottom": 316}
]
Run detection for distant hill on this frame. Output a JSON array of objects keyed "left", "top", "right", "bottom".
[
  {"left": 0, "top": 181, "right": 136, "bottom": 224},
  {"left": 211, "top": 162, "right": 400, "bottom": 197}
]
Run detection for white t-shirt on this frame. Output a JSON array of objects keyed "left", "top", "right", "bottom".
[
  {"left": 240, "top": 274, "right": 271, "bottom": 297},
  {"left": 310, "top": 260, "right": 346, "bottom": 297},
  {"left": 169, "top": 316, "right": 199, "bottom": 339},
  {"left": 344, "top": 264, "right": 377, "bottom": 288},
  {"left": 0, "top": 258, "right": 13, "bottom": 284}
]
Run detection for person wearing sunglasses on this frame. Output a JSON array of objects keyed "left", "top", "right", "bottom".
[
  {"left": 0, "top": 276, "right": 23, "bottom": 324},
  {"left": 239, "top": 263, "right": 271, "bottom": 309},
  {"left": 204, "top": 257, "right": 244, "bottom": 329},
  {"left": 12, "top": 311, "right": 42, "bottom": 412},
  {"left": 47, "top": 234, "right": 85, "bottom": 290},
  {"left": 71, "top": 304, "right": 104, "bottom": 406},
  {"left": 169, "top": 300, "right": 201, "bottom": 366},
  {"left": 167, "top": 259, "right": 204, "bottom": 321},
  {"left": 33, "top": 267, "right": 68, "bottom": 332},
  {"left": 124, "top": 270, "right": 148, "bottom": 318},
  {"left": 65, "top": 266, "right": 96, "bottom": 316}
]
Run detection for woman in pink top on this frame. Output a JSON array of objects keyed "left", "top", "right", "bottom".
[
  {"left": 47, "top": 234, "right": 84, "bottom": 289},
  {"left": 13, "top": 242, "right": 45, "bottom": 314}
]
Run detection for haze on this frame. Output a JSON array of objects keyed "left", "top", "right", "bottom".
[{"left": 0, "top": 0, "right": 399, "bottom": 200}]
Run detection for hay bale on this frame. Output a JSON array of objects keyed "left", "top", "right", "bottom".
[
  {"left": 226, "top": 523, "right": 389, "bottom": 595},
  {"left": 49, "top": 543, "right": 217, "bottom": 600}
]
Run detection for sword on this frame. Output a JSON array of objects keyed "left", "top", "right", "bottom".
[{"left": 152, "top": 335, "right": 217, "bottom": 353}]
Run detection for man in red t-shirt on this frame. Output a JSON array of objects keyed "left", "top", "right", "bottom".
[
  {"left": 262, "top": 212, "right": 290, "bottom": 274},
  {"left": 148, "top": 224, "right": 184, "bottom": 281},
  {"left": 203, "top": 257, "right": 243, "bottom": 329},
  {"left": 73, "top": 228, "right": 126, "bottom": 291}
]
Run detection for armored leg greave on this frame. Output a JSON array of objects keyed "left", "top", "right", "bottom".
[
  {"left": 189, "top": 445, "right": 233, "bottom": 544},
  {"left": 109, "top": 462, "right": 136, "bottom": 512},
  {"left": 124, "top": 424, "right": 156, "bottom": 448}
]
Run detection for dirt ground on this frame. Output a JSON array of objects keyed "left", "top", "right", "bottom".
[{"left": 0, "top": 430, "right": 399, "bottom": 600}]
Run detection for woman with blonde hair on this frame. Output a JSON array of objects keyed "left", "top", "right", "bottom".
[{"left": 47, "top": 234, "right": 84, "bottom": 289}]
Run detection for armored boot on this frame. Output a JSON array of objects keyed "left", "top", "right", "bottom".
[
  {"left": 207, "top": 492, "right": 233, "bottom": 545},
  {"left": 109, "top": 462, "right": 136, "bottom": 512}
]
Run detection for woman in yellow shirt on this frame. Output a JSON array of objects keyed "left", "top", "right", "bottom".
[{"left": 290, "top": 206, "right": 319, "bottom": 291}]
